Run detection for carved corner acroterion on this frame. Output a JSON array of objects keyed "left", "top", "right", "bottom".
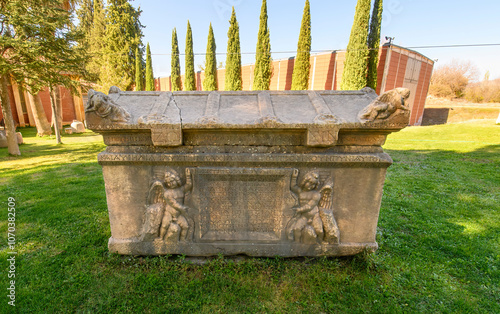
[
  {"left": 358, "top": 87, "right": 411, "bottom": 123},
  {"left": 85, "top": 89, "right": 131, "bottom": 123}
]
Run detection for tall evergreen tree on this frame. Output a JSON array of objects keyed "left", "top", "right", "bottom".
[
  {"left": 145, "top": 43, "right": 154, "bottom": 91},
  {"left": 225, "top": 7, "right": 242, "bottom": 91},
  {"left": 101, "top": 0, "right": 144, "bottom": 92},
  {"left": 291, "top": 0, "right": 311, "bottom": 90},
  {"left": 171, "top": 28, "right": 182, "bottom": 91},
  {"left": 0, "top": 0, "right": 88, "bottom": 152},
  {"left": 253, "top": 0, "right": 271, "bottom": 90},
  {"left": 75, "top": 0, "right": 94, "bottom": 51},
  {"left": 86, "top": 0, "right": 106, "bottom": 82},
  {"left": 184, "top": 20, "right": 196, "bottom": 91},
  {"left": 366, "top": 0, "right": 383, "bottom": 90},
  {"left": 203, "top": 23, "right": 218, "bottom": 91},
  {"left": 135, "top": 46, "right": 144, "bottom": 91},
  {"left": 340, "top": 0, "right": 371, "bottom": 90}
]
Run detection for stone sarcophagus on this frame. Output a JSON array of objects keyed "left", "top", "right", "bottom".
[{"left": 86, "top": 86, "right": 410, "bottom": 256}]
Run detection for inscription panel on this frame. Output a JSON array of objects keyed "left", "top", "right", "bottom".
[
  {"left": 103, "top": 132, "right": 153, "bottom": 146},
  {"left": 193, "top": 168, "right": 293, "bottom": 242},
  {"left": 98, "top": 152, "right": 392, "bottom": 165},
  {"left": 183, "top": 130, "right": 303, "bottom": 146},
  {"left": 307, "top": 127, "right": 339, "bottom": 147},
  {"left": 151, "top": 125, "right": 182, "bottom": 146}
]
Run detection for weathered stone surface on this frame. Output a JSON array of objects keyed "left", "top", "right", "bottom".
[
  {"left": 71, "top": 120, "right": 85, "bottom": 133},
  {"left": 0, "top": 130, "right": 23, "bottom": 147},
  {"left": 86, "top": 86, "right": 410, "bottom": 256},
  {"left": 16, "top": 132, "right": 23, "bottom": 144}
]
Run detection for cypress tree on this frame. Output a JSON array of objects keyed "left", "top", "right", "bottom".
[
  {"left": 135, "top": 46, "right": 144, "bottom": 91},
  {"left": 87, "top": 0, "right": 106, "bottom": 82},
  {"left": 253, "top": 0, "right": 271, "bottom": 90},
  {"left": 101, "top": 0, "right": 144, "bottom": 92},
  {"left": 184, "top": 20, "right": 196, "bottom": 91},
  {"left": 203, "top": 23, "right": 218, "bottom": 91},
  {"left": 225, "top": 7, "right": 242, "bottom": 91},
  {"left": 340, "top": 0, "right": 371, "bottom": 90},
  {"left": 171, "top": 28, "right": 182, "bottom": 91},
  {"left": 76, "top": 0, "right": 93, "bottom": 51},
  {"left": 291, "top": 0, "right": 311, "bottom": 90},
  {"left": 366, "top": 0, "right": 383, "bottom": 90},
  {"left": 145, "top": 43, "right": 154, "bottom": 91}
]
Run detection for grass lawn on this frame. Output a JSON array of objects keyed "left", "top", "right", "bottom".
[{"left": 1, "top": 120, "right": 499, "bottom": 313}]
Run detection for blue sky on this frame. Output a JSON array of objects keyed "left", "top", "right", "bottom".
[{"left": 132, "top": 0, "right": 500, "bottom": 80}]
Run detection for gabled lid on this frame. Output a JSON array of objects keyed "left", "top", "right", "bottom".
[{"left": 85, "top": 87, "right": 411, "bottom": 147}]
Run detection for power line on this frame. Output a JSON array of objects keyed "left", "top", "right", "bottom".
[
  {"left": 406, "top": 43, "right": 500, "bottom": 49},
  {"left": 151, "top": 43, "right": 500, "bottom": 57}
]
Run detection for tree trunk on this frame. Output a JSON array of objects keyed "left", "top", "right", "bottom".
[
  {"left": 51, "top": 86, "right": 63, "bottom": 130},
  {"left": 27, "top": 91, "right": 52, "bottom": 136},
  {"left": 0, "top": 74, "right": 21, "bottom": 155},
  {"left": 49, "top": 86, "right": 62, "bottom": 144},
  {"left": 55, "top": 86, "right": 63, "bottom": 130}
]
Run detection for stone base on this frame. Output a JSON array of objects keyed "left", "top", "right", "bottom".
[
  {"left": 108, "top": 237, "right": 378, "bottom": 257},
  {"left": 99, "top": 150, "right": 389, "bottom": 257}
]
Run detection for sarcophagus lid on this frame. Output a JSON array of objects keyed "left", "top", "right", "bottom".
[{"left": 85, "top": 87, "right": 410, "bottom": 148}]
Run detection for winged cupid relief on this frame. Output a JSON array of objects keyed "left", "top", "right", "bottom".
[
  {"left": 286, "top": 170, "right": 340, "bottom": 245},
  {"left": 142, "top": 168, "right": 193, "bottom": 242}
]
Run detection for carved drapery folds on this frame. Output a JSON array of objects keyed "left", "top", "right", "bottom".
[
  {"left": 142, "top": 168, "right": 194, "bottom": 242},
  {"left": 286, "top": 169, "right": 340, "bottom": 244}
]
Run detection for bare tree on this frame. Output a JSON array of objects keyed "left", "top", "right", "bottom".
[
  {"left": 466, "top": 78, "right": 500, "bottom": 103},
  {"left": 429, "top": 60, "right": 479, "bottom": 99}
]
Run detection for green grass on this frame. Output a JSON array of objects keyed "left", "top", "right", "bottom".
[{"left": 1, "top": 121, "right": 499, "bottom": 313}]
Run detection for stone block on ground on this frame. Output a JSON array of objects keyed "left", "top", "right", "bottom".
[
  {"left": 71, "top": 120, "right": 85, "bottom": 133},
  {"left": 0, "top": 130, "right": 23, "bottom": 147},
  {"left": 16, "top": 132, "right": 23, "bottom": 144}
]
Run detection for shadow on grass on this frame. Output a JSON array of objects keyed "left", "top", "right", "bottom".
[
  {"left": 1, "top": 127, "right": 105, "bottom": 162},
  {"left": 14, "top": 126, "right": 100, "bottom": 138},
  {"left": 0, "top": 144, "right": 498, "bottom": 312}
]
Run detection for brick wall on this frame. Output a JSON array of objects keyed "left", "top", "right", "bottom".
[
  {"left": 376, "top": 45, "right": 435, "bottom": 125},
  {"left": 412, "top": 61, "right": 433, "bottom": 125},
  {"left": 2, "top": 84, "right": 82, "bottom": 127}
]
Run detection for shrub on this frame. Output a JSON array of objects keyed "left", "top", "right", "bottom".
[
  {"left": 465, "top": 78, "right": 500, "bottom": 103},
  {"left": 429, "top": 60, "right": 479, "bottom": 99}
]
